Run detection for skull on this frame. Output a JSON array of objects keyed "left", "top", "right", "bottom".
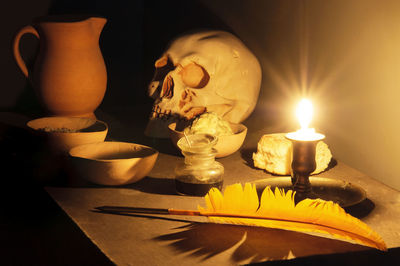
[{"left": 145, "top": 30, "right": 262, "bottom": 138}]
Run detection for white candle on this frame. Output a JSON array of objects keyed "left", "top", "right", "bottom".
[{"left": 286, "top": 98, "right": 325, "bottom": 141}]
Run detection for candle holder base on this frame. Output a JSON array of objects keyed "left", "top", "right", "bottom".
[
  {"left": 293, "top": 190, "right": 319, "bottom": 204},
  {"left": 254, "top": 176, "right": 366, "bottom": 208}
]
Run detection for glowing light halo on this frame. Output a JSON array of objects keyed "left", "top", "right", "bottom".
[
  {"left": 287, "top": 98, "right": 325, "bottom": 141},
  {"left": 296, "top": 98, "right": 313, "bottom": 130}
]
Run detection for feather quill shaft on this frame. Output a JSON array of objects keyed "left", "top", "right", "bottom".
[{"left": 95, "top": 183, "right": 387, "bottom": 251}]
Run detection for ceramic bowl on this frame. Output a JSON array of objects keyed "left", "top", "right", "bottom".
[
  {"left": 26, "top": 116, "right": 108, "bottom": 153},
  {"left": 168, "top": 122, "right": 247, "bottom": 158},
  {"left": 69, "top": 141, "right": 159, "bottom": 186}
]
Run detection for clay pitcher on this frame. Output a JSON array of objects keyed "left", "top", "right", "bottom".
[{"left": 13, "top": 16, "right": 107, "bottom": 118}]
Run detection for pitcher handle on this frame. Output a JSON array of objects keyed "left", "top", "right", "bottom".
[{"left": 13, "top": 25, "right": 39, "bottom": 79}]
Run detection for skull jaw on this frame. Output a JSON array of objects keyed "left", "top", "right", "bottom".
[
  {"left": 145, "top": 103, "right": 235, "bottom": 138},
  {"left": 145, "top": 115, "right": 188, "bottom": 138},
  {"left": 145, "top": 104, "right": 207, "bottom": 138}
]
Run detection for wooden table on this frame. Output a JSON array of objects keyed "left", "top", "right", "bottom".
[
  {"left": 44, "top": 108, "right": 400, "bottom": 265},
  {"left": 3, "top": 109, "right": 398, "bottom": 265}
]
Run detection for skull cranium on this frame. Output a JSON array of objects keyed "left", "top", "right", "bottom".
[{"left": 145, "top": 30, "right": 262, "bottom": 138}]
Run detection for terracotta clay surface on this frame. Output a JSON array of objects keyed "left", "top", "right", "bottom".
[
  {"left": 27, "top": 116, "right": 108, "bottom": 154},
  {"left": 69, "top": 141, "right": 159, "bottom": 186},
  {"left": 13, "top": 16, "right": 107, "bottom": 118}
]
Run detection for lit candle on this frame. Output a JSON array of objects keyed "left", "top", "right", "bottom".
[
  {"left": 286, "top": 98, "right": 325, "bottom": 141},
  {"left": 286, "top": 98, "right": 325, "bottom": 202}
]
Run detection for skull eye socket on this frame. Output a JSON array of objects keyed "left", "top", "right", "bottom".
[
  {"left": 153, "top": 54, "right": 175, "bottom": 81},
  {"left": 180, "top": 62, "right": 210, "bottom": 88}
]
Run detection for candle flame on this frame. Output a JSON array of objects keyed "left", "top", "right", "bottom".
[
  {"left": 286, "top": 98, "right": 325, "bottom": 141},
  {"left": 296, "top": 98, "right": 313, "bottom": 130}
]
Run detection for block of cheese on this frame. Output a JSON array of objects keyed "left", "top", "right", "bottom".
[{"left": 252, "top": 133, "right": 332, "bottom": 175}]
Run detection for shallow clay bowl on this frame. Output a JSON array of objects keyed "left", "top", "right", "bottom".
[
  {"left": 168, "top": 122, "right": 247, "bottom": 158},
  {"left": 69, "top": 141, "right": 159, "bottom": 186},
  {"left": 27, "top": 116, "right": 108, "bottom": 153}
]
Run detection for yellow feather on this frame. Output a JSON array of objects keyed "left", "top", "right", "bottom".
[{"left": 198, "top": 183, "right": 387, "bottom": 251}]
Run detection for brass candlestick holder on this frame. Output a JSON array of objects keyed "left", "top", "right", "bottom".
[
  {"left": 254, "top": 134, "right": 367, "bottom": 208},
  {"left": 283, "top": 133, "right": 366, "bottom": 207},
  {"left": 255, "top": 99, "right": 367, "bottom": 208},
  {"left": 286, "top": 136, "right": 321, "bottom": 203}
]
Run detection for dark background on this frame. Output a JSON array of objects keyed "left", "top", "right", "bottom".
[
  {"left": 1, "top": 0, "right": 234, "bottom": 118},
  {"left": 0, "top": 1, "right": 236, "bottom": 265},
  {"left": 1, "top": 0, "right": 400, "bottom": 265}
]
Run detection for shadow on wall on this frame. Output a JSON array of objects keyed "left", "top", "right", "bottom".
[{"left": 9, "top": 0, "right": 233, "bottom": 117}]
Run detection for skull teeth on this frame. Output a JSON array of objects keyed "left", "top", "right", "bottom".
[
  {"left": 150, "top": 108, "right": 174, "bottom": 120},
  {"left": 150, "top": 107, "right": 188, "bottom": 122}
]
